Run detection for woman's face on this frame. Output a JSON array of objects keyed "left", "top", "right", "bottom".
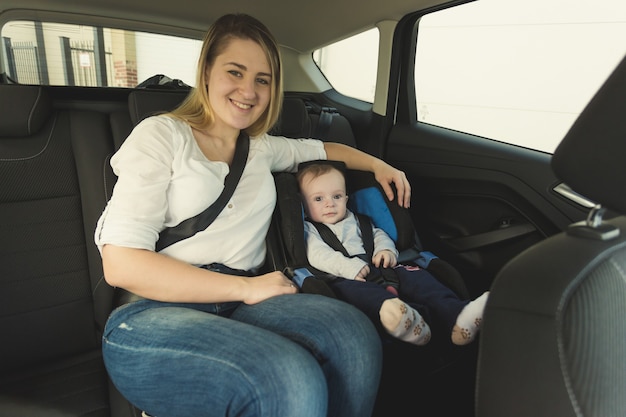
[{"left": 205, "top": 37, "right": 272, "bottom": 134}]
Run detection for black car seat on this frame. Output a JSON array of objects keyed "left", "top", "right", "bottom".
[
  {"left": 272, "top": 168, "right": 470, "bottom": 299},
  {"left": 268, "top": 97, "right": 470, "bottom": 298},
  {"left": 128, "top": 88, "right": 190, "bottom": 126},
  {"left": 0, "top": 84, "right": 138, "bottom": 417},
  {"left": 267, "top": 97, "right": 479, "bottom": 415},
  {"left": 475, "top": 55, "right": 626, "bottom": 417}
]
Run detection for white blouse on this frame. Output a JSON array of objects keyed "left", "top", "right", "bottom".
[{"left": 95, "top": 115, "right": 326, "bottom": 271}]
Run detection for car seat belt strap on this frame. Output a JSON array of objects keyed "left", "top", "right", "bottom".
[
  {"left": 314, "top": 107, "right": 334, "bottom": 139},
  {"left": 155, "top": 132, "right": 250, "bottom": 251}
]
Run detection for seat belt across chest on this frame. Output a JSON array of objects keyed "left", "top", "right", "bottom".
[{"left": 155, "top": 132, "right": 250, "bottom": 251}]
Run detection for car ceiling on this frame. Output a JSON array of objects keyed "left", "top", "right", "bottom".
[{"left": 1, "top": 0, "right": 456, "bottom": 52}]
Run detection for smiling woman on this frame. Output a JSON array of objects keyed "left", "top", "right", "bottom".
[
  {"left": 201, "top": 38, "right": 273, "bottom": 137},
  {"left": 94, "top": 12, "right": 411, "bottom": 417},
  {"left": 183, "top": 36, "right": 273, "bottom": 167}
]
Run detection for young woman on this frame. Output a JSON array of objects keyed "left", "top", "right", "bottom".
[{"left": 96, "top": 13, "right": 411, "bottom": 417}]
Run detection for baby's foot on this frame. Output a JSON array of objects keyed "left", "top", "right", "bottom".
[
  {"left": 380, "top": 298, "right": 431, "bottom": 346},
  {"left": 452, "top": 291, "right": 489, "bottom": 345}
]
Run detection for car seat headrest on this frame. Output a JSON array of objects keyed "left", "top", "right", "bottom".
[
  {"left": 272, "top": 97, "right": 312, "bottom": 138},
  {"left": 128, "top": 89, "right": 190, "bottom": 125},
  {"left": 551, "top": 55, "right": 626, "bottom": 215},
  {"left": 0, "top": 85, "right": 52, "bottom": 137}
]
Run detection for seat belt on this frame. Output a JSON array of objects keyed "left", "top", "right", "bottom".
[
  {"left": 155, "top": 132, "right": 250, "bottom": 251},
  {"left": 314, "top": 106, "right": 335, "bottom": 140}
]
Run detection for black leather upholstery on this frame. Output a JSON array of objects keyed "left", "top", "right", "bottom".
[
  {"left": 128, "top": 88, "right": 190, "bottom": 125},
  {"left": 0, "top": 85, "right": 138, "bottom": 417},
  {"left": 0, "top": 84, "right": 363, "bottom": 416},
  {"left": 0, "top": 84, "right": 52, "bottom": 136},
  {"left": 272, "top": 97, "right": 313, "bottom": 137},
  {"left": 476, "top": 55, "right": 626, "bottom": 417}
]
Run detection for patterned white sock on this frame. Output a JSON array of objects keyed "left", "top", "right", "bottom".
[
  {"left": 452, "top": 291, "right": 489, "bottom": 345},
  {"left": 380, "top": 298, "right": 431, "bottom": 346}
]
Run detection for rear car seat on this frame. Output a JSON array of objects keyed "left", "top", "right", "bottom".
[
  {"left": 0, "top": 84, "right": 138, "bottom": 417},
  {"left": 128, "top": 89, "right": 190, "bottom": 125},
  {"left": 125, "top": 90, "right": 353, "bottom": 146},
  {"left": 0, "top": 85, "right": 362, "bottom": 416}
]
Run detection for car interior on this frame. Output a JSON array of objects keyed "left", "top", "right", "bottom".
[
  {"left": 475, "top": 55, "right": 626, "bottom": 417},
  {"left": 0, "top": 0, "right": 624, "bottom": 416}
]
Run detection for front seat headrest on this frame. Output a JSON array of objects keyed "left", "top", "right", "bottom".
[{"left": 551, "top": 55, "right": 626, "bottom": 215}]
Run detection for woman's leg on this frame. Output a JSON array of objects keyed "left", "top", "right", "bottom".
[
  {"left": 230, "top": 293, "right": 382, "bottom": 417},
  {"left": 102, "top": 299, "right": 328, "bottom": 417}
]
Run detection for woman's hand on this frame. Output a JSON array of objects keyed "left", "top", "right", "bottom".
[
  {"left": 372, "top": 160, "right": 411, "bottom": 208},
  {"left": 373, "top": 250, "right": 398, "bottom": 268},
  {"left": 102, "top": 245, "right": 297, "bottom": 304},
  {"left": 323, "top": 142, "right": 412, "bottom": 208},
  {"left": 241, "top": 271, "right": 298, "bottom": 305}
]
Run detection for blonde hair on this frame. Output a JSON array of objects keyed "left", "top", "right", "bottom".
[{"left": 170, "top": 14, "right": 283, "bottom": 137}]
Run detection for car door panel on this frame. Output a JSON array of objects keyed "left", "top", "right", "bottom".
[{"left": 385, "top": 123, "right": 591, "bottom": 294}]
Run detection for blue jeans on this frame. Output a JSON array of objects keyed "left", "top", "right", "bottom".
[{"left": 102, "top": 294, "right": 382, "bottom": 417}]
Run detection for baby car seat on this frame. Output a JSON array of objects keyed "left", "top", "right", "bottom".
[{"left": 271, "top": 168, "right": 470, "bottom": 299}]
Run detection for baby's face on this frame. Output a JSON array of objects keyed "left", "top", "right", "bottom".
[{"left": 301, "top": 169, "right": 348, "bottom": 224}]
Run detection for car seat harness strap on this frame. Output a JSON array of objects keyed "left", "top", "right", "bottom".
[{"left": 308, "top": 214, "right": 400, "bottom": 292}]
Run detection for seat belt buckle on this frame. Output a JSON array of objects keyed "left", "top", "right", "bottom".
[
  {"left": 291, "top": 267, "right": 314, "bottom": 287},
  {"left": 415, "top": 251, "right": 438, "bottom": 269}
]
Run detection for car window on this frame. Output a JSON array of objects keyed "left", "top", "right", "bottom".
[
  {"left": 1, "top": 20, "right": 202, "bottom": 87},
  {"left": 414, "top": 0, "right": 626, "bottom": 153},
  {"left": 313, "top": 28, "right": 379, "bottom": 102}
]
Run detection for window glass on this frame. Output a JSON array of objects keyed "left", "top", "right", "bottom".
[
  {"left": 1, "top": 20, "right": 201, "bottom": 87},
  {"left": 313, "top": 28, "right": 379, "bottom": 102},
  {"left": 415, "top": 0, "right": 626, "bottom": 153}
]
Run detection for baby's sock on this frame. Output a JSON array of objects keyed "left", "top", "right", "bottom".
[
  {"left": 452, "top": 291, "right": 489, "bottom": 345},
  {"left": 379, "top": 298, "right": 431, "bottom": 346}
]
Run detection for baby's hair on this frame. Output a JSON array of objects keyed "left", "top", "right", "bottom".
[{"left": 296, "top": 160, "right": 347, "bottom": 188}]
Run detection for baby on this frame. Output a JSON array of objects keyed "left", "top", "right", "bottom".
[{"left": 297, "top": 160, "right": 489, "bottom": 346}]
